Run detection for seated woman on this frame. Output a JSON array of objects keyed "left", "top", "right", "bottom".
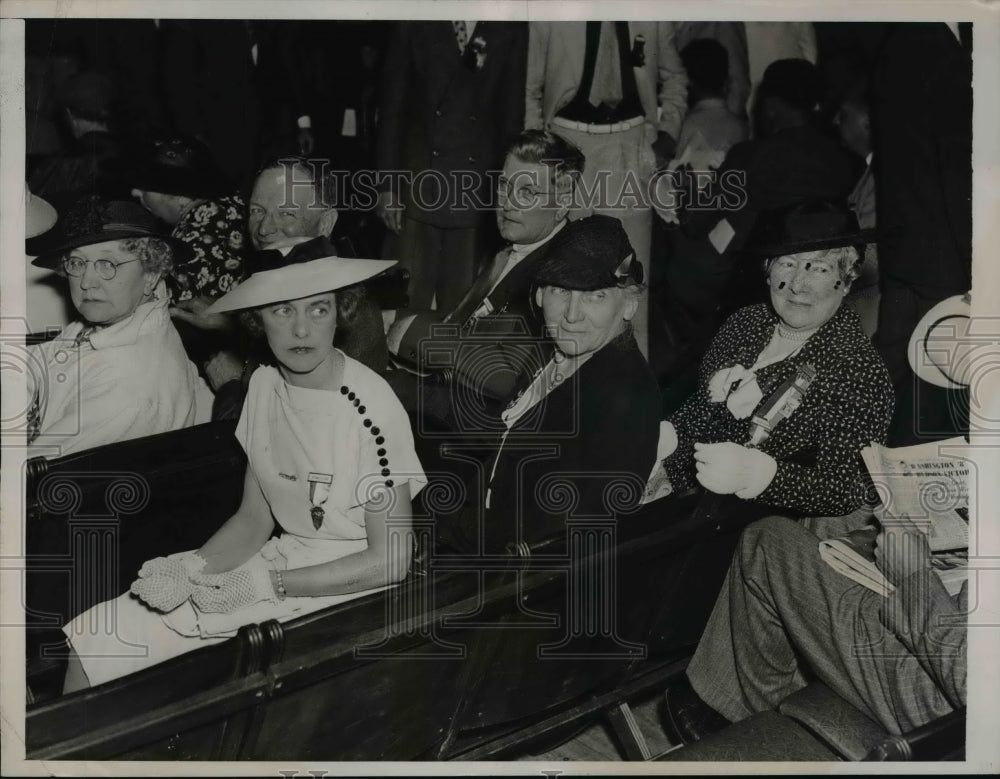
[
  {"left": 647, "top": 201, "right": 893, "bottom": 518},
  {"left": 439, "top": 215, "right": 662, "bottom": 554},
  {"left": 62, "top": 237, "right": 424, "bottom": 691},
  {"left": 27, "top": 196, "right": 213, "bottom": 457},
  {"left": 129, "top": 136, "right": 246, "bottom": 306}
]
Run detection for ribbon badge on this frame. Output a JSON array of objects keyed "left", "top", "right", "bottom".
[
  {"left": 307, "top": 472, "right": 334, "bottom": 530},
  {"left": 747, "top": 363, "right": 817, "bottom": 448}
]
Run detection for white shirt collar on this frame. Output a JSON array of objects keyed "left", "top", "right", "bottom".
[{"left": 511, "top": 219, "right": 566, "bottom": 259}]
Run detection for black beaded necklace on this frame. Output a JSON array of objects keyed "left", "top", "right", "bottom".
[{"left": 340, "top": 384, "right": 393, "bottom": 485}]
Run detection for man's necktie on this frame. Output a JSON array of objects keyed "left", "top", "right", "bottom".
[
  {"left": 453, "top": 21, "right": 469, "bottom": 54},
  {"left": 589, "top": 21, "right": 623, "bottom": 109}
]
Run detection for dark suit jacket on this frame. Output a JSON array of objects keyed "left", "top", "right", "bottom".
[
  {"left": 376, "top": 21, "right": 528, "bottom": 229},
  {"left": 441, "top": 335, "right": 661, "bottom": 554},
  {"left": 678, "top": 122, "right": 859, "bottom": 311},
  {"left": 396, "top": 240, "right": 553, "bottom": 402}
]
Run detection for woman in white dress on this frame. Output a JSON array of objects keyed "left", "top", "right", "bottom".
[{"left": 63, "top": 236, "right": 425, "bottom": 692}]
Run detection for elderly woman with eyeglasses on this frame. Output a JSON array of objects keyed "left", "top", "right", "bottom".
[
  {"left": 647, "top": 201, "right": 894, "bottom": 518},
  {"left": 26, "top": 196, "right": 212, "bottom": 456}
]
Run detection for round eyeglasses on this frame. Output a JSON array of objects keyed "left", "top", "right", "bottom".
[{"left": 62, "top": 256, "right": 141, "bottom": 280}]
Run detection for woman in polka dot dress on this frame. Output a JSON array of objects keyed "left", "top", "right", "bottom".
[
  {"left": 652, "top": 202, "right": 894, "bottom": 518},
  {"left": 63, "top": 237, "right": 425, "bottom": 691}
]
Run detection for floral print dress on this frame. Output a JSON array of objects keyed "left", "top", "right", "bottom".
[{"left": 167, "top": 195, "right": 248, "bottom": 303}]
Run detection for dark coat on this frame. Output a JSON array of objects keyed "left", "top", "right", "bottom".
[
  {"left": 677, "top": 123, "right": 858, "bottom": 312},
  {"left": 376, "top": 21, "right": 528, "bottom": 229},
  {"left": 442, "top": 335, "right": 661, "bottom": 554},
  {"left": 872, "top": 22, "right": 971, "bottom": 299}
]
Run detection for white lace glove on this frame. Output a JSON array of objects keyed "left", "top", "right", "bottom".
[
  {"left": 190, "top": 567, "right": 276, "bottom": 614},
  {"left": 130, "top": 552, "right": 206, "bottom": 612},
  {"left": 693, "top": 442, "right": 778, "bottom": 499}
]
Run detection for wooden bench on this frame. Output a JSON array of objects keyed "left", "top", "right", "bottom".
[
  {"left": 24, "top": 416, "right": 766, "bottom": 761},
  {"left": 24, "top": 421, "right": 245, "bottom": 698}
]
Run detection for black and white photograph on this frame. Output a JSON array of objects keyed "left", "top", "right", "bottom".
[{"left": 2, "top": 0, "right": 999, "bottom": 774}]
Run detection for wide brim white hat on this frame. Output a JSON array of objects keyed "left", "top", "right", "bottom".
[
  {"left": 207, "top": 236, "right": 396, "bottom": 313},
  {"left": 907, "top": 292, "right": 971, "bottom": 389},
  {"left": 25, "top": 187, "right": 57, "bottom": 240}
]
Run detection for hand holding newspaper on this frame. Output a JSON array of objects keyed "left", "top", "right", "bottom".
[{"left": 819, "top": 437, "right": 969, "bottom": 597}]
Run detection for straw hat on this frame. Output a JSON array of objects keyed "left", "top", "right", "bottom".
[{"left": 207, "top": 236, "right": 396, "bottom": 313}]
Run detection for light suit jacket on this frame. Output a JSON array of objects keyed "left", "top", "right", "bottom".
[{"left": 525, "top": 21, "right": 688, "bottom": 141}]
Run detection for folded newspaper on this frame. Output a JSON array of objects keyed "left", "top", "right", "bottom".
[{"left": 819, "top": 437, "right": 969, "bottom": 597}]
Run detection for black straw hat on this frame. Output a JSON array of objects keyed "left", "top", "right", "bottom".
[
  {"left": 534, "top": 215, "right": 643, "bottom": 291},
  {"left": 744, "top": 200, "right": 878, "bottom": 257},
  {"left": 29, "top": 195, "right": 189, "bottom": 269}
]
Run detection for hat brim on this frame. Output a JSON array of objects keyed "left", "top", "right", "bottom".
[
  {"left": 29, "top": 228, "right": 192, "bottom": 269},
  {"left": 25, "top": 193, "right": 57, "bottom": 239},
  {"left": 208, "top": 258, "right": 398, "bottom": 313},
  {"left": 907, "top": 293, "right": 971, "bottom": 390},
  {"left": 128, "top": 167, "right": 227, "bottom": 199},
  {"left": 746, "top": 228, "right": 880, "bottom": 257}
]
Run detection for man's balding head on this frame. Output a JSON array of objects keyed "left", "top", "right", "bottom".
[{"left": 248, "top": 158, "right": 338, "bottom": 250}]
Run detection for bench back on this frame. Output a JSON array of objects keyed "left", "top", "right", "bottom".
[{"left": 25, "top": 421, "right": 244, "bottom": 663}]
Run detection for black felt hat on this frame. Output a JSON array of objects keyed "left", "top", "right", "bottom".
[
  {"left": 29, "top": 195, "right": 190, "bottom": 269},
  {"left": 128, "top": 137, "right": 230, "bottom": 199},
  {"left": 744, "top": 200, "right": 878, "bottom": 257},
  {"left": 534, "top": 215, "right": 643, "bottom": 291}
]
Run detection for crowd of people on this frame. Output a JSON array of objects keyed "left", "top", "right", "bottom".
[{"left": 21, "top": 18, "right": 975, "bottom": 751}]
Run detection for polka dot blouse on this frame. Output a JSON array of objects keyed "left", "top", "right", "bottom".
[{"left": 663, "top": 303, "right": 894, "bottom": 516}]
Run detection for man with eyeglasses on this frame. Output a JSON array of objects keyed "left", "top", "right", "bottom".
[
  {"left": 25, "top": 197, "right": 212, "bottom": 457},
  {"left": 385, "top": 130, "right": 583, "bottom": 430}
]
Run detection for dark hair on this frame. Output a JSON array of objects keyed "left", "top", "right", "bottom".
[
  {"left": 238, "top": 284, "right": 365, "bottom": 353},
  {"left": 254, "top": 155, "right": 339, "bottom": 210},
  {"left": 758, "top": 58, "right": 825, "bottom": 114},
  {"left": 681, "top": 38, "right": 729, "bottom": 96},
  {"left": 504, "top": 130, "right": 585, "bottom": 188}
]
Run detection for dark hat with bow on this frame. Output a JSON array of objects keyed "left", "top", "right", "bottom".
[
  {"left": 533, "top": 214, "right": 644, "bottom": 291},
  {"left": 29, "top": 195, "right": 188, "bottom": 269},
  {"left": 208, "top": 236, "right": 396, "bottom": 313}
]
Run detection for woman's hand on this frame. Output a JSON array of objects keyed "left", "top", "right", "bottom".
[
  {"left": 169, "top": 295, "right": 234, "bottom": 333},
  {"left": 377, "top": 191, "right": 404, "bottom": 235},
  {"left": 130, "top": 553, "right": 206, "bottom": 612},
  {"left": 694, "top": 442, "right": 778, "bottom": 499},
  {"left": 190, "top": 567, "right": 277, "bottom": 613}
]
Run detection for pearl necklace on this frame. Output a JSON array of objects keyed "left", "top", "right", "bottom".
[{"left": 775, "top": 322, "right": 819, "bottom": 342}]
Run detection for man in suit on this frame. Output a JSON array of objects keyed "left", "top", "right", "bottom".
[
  {"left": 161, "top": 20, "right": 313, "bottom": 188},
  {"left": 871, "top": 23, "right": 972, "bottom": 445},
  {"left": 525, "top": 21, "right": 688, "bottom": 357},
  {"left": 376, "top": 21, "right": 528, "bottom": 313},
  {"left": 200, "top": 158, "right": 390, "bottom": 418},
  {"left": 386, "top": 130, "right": 584, "bottom": 431}
]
